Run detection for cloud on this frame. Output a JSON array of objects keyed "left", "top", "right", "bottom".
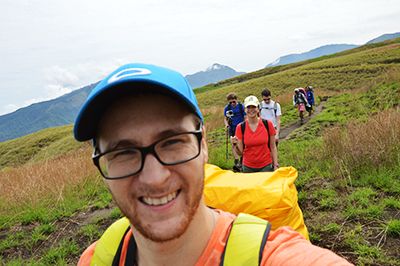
[{"left": 42, "top": 59, "right": 129, "bottom": 97}]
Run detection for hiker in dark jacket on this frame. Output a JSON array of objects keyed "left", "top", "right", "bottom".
[
  {"left": 223, "top": 92, "right": 246, "bottom": 171},
  {"left": 305, "top": 86, "right": 315, "bottom": 116}
]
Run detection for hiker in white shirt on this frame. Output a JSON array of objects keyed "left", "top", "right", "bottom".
[{"left": 260, "top": 89, "right": 282, "bottom": 147}]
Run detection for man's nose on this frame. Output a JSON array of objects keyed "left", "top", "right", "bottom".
[{"left": 138, "top": 153, "right": 171, "bottom": 186}]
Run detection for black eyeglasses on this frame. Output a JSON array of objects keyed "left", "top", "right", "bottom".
[
  {"left": 263, "top": 97, "right": 271, "bottom": 101},
  {"left": 93, "top": 127, "right": 203, "bottom": 179},
  {"left": 229, "top": 100, "right": 237, "bottom": 104}
]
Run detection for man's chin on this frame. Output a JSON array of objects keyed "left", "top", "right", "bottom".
[{"left": 134, "top": 216, "right": 190, "bottom": 243}]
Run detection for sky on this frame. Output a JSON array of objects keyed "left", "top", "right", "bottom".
[{"left": 1, "top": 0, "right": 399, "bottom": 116}]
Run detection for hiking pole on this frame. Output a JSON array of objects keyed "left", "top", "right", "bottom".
[{"left": 225, "top": 126, "right": 229, "bottom": 161}]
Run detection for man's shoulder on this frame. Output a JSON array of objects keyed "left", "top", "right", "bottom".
[{"left": 262, "top": 227, "right": 352, "bottom": 265}]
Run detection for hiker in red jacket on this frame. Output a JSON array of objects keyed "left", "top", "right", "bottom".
[{"left": 231, "top": 95, "right": 278, "bottom": 173}]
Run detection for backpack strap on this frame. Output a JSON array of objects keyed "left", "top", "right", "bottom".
[
  {"left": 91, "top": 217, "right": 131, "bottom": 266},
  {"left": 220, "top": 213, "right": 271, "bottom": 266},
  {"left": 261, "top": 119, "right": 271, "bottom": 151},
  {"left": 240, "top": 121, "right": 246, "bottom": 148},
  {"left": 238, "top": 102, "right": 245, "bottom": 119}
]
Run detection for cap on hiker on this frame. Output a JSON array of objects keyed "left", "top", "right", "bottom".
[
  {"left": 74, "top": 63, "right": 203, "bottom": 142},
  {"left": 244, "top": 95, "right": 260, "bottom": 108}
]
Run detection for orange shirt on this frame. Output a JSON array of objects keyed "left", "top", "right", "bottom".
[{"left": 78, "top": 210, "right": 353, "bottom": 266}]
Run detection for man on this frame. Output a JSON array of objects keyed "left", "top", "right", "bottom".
[
  {"left": 75, "top": 63, "right": 352, "bottom": 265},
  {"left": 305, "top": 85, "right": 315, "bottom": 116},
  {"left": 293, "top": 88, "right": 309, "bottom": 124},
  {"left": 260, "top": 88, "right": 281, "bottom": 147},
  {"left": 223, "top": 92, "right": 245, "bottom": 171}
]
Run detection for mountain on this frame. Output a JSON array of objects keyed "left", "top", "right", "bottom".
[
  {"left": 266, "top": 32, "right": 400, "bottom": 67},
  {"left": 366, "top": 32, "right": 400, "bottom": 44},
  {"left": 266, "top": 44, "right": 359, "bottom": 67},
  {"left": 0, "top": 83, "right": 96, "bottom": 142},
  {"left": 185, "top": 63, "right": 245, "bottom": 88}
]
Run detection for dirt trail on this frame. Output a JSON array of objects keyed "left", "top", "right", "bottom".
[{"left": 279, "top": 100, "right": 326, "bottom": 140}]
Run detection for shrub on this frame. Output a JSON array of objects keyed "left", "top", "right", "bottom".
[{"left": 323, "top": 108, "right": 400, "bottom": 177}]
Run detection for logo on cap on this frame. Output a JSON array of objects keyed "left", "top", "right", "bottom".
[{"left": 107, "top": 68, "right": 152, "bottom": 84}]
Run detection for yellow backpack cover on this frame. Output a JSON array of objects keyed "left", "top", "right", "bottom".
[{"left": 203, "top": 164, "right": 309, "bottom": 239}]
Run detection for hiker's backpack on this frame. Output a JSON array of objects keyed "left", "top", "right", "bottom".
[
  {"left": 204, "top": 164, "right": 308, "bottom": 239},
  {"left": 261, "top": 101, "right": 278, "bottom": 116},
  {"left": 294, "top": 90, "right": 307, "bottom": 105},
  {"left": 225, "top": 102, "right": 245, "bottom": 120},
  {"left": 240, "top": 119, "right": 272, "bottom": 150}
]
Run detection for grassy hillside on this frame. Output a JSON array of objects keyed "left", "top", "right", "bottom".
[
  {"left": 197, "top": 38, "right": 400, "bottom": 131},
  {"left": 0, "top": 125, "right": 84, "bottom": 169},
  {"left": 0, "top": 40, "right": 399, "bottom": 265}
]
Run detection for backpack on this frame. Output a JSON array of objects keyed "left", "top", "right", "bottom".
[
  {"left": 226, "top": 102, "right": 245, "bottom": 120},
  {"left": 294, "top": 91, "right": 307, "bottom": 105},
  {"left": 240, "top": 119, "right": 271, "bottom": 151},
  {"left": 91, "top": 213, "right": 270, "bottom": 266},
  {"left": 261, "top": 101, "right": 278, "bottom": 116}
]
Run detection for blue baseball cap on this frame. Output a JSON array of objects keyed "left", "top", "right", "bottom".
[{"left": 74, "top": 63, "right": 203, "bottom": 142}]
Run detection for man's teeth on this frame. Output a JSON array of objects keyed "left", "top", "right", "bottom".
[{"left": 142, "top": 192, "right": 177, "bottom": 206}]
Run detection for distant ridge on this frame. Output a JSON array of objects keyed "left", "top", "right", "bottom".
[
  {"left": 0, "top": 83, "right": 96, "bottom": 142},
  {"left": 266, "top": 44, "right": 359, "bottom": 67},
  {"left": 366, "top": 32, "right": 400, "bottom": 44},
  {"left": 185, "top": 63, "right": 245, "bottom": 88},
  {"left": 266, "top": 31, "right": 400, "bottom": 67}
]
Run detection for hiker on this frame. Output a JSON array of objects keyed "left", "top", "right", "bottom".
[
  {"left": 293, "top": 88, "right": 309, "bottom": 124},
  {"left": 305, "top": 85, "right": 315, "bottom": 116},
  {"left": 74, "top": 63, "right": 352, "bottom": 265},
  {"left": 230, "top": 95, "right": 278, "bottom": 173},
  {"left": 223, "top": 92, "right": 245, "bottom": 171},
  {"left": 260, "top": 88, "right": 281, "bottom": 147}
]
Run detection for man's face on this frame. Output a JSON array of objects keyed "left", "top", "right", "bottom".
[
  {"left": 228, "top": 99, "right": 237, "bottom": 107},
  {"left": 97, "top": 93, "right": 208, "bottom": 242},
  {"left": 262, "top": 96, "right": 271, "bottom": 103}
]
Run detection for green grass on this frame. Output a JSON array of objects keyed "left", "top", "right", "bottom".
[
  {"left": 79, "top": 224, "right": 102, "bottom": 242},
  {"left": 0, "top": 125, "right": 84, "bottom": 169},
  {"left": 386, "top": 220, "right": 400, "bottom": 237},
  {"left": 312, "top": 188, "right": 338, "bottom": 210},
  {"left": 41, "top": 238, "right": 80, "bottom": 265}
]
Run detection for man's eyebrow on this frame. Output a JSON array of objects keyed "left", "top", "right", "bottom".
[
  {"left": 102, "top": 125, "right": 198, "bottom": 152},
  {"left": 103, "top": 139, "right": 137, "bottom": 152},
  {"left": 154, "top": 126, "right": 195, "bottom": 139}
]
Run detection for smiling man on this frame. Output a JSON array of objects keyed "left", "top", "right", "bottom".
[{"left": 74, "top": 63, "right": 352, "bottom": 265}]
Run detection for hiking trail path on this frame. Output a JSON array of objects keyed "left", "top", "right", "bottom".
[{"left": 279, "top": 99, "right": 326, "bottom": 140}]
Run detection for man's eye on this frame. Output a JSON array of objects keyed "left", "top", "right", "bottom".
[
  {"left": 160, "top": 136, "right": 189, "bottom": 148},
  {"left": 108, "top": 149, "right": 138, "bottom": 160}
]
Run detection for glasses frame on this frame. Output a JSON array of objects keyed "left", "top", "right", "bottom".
[{"left": 92, "top": 127, "right": 203, "bottom": 180}]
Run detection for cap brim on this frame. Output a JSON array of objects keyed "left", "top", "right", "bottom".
[{"left": 74, "top": 80, "right": 200, "bottom": 142}]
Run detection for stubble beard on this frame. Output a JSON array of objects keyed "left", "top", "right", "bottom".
[{"left": 114, "top": 177, "right": 205, "bottom": 243}]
